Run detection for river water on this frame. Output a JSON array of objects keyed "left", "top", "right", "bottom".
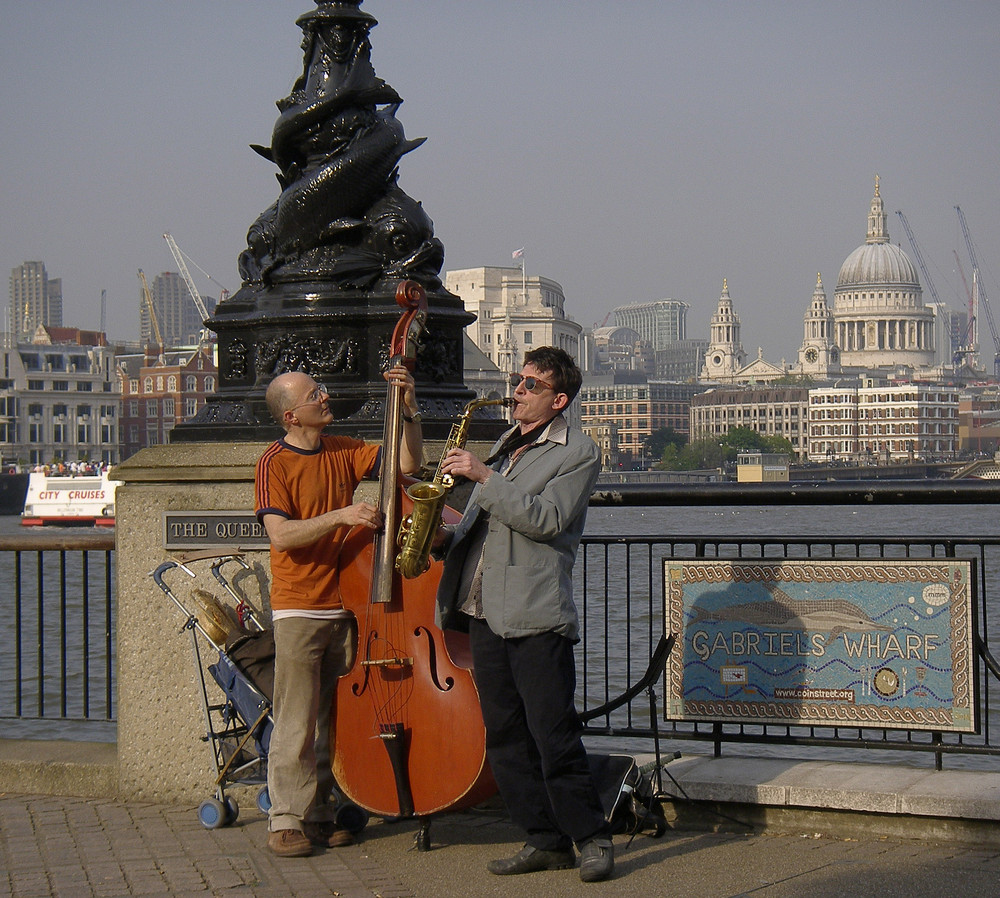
[
  {"left": 587, "top": 502, "right": 995, "bottom": 538},
  {"left": 2, "top": 504, "right": 999, "bottom": 768}
]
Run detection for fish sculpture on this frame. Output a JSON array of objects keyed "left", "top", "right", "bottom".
[
  {"left": 272, "top": 113, "right": 424, "bottom": 260},
  {"left": 691, "top": 582, "right": 891, "bottom": 640},
  {"left": 239, "top": 1, "right": 440, "bottom": 287}
]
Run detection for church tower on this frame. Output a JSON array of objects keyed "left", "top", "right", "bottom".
[
  {"left": 797, "top": 273, "right": 841, "bottom": 378},
  {"left": 700, "top": 278, "right": 747, "bottom": 381}
]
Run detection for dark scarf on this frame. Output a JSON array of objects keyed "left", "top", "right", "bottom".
[{"left": 484, "top": 416, "right": 559, "bottom": 468}]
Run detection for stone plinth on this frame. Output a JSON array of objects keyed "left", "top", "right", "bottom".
[{"left": 113, "top": 442, "right": 270, "bottom": 804}]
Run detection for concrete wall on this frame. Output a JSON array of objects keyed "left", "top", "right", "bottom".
[{"left": 113, "top": 442, "right": 271, "bottom": 805}]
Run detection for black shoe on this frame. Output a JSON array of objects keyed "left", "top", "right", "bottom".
[
  {"left": 579, "top": 837, "right": 614, "bottom": 882},
  {"left": 487, "top": 844, "right": 575, "bottom": 875}
]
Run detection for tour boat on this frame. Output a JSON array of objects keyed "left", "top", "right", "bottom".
[
  {"left": 0, "top": 471, "right": 30, "bottom": 516},
  {"left": 20, "top": 471, "right": 120, "bottom": 527}
]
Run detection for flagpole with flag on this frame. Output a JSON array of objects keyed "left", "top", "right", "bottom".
[{"left": 512, "top": 247, "right": 526, "bottom": 304}]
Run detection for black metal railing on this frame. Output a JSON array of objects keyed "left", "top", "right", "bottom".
[
  {"left": 0, "top": 530, "right": 116, "bottom": 741},
  {"left": 577, "top": 480, "right": 1000, "bottom": 770},
  {"left": 3, "top": 479, "right": 1000, "bottom": 771}
]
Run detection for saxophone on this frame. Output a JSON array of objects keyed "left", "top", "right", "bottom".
[{"left": 395, "top": 397, "right": 513, "bottom": 579}]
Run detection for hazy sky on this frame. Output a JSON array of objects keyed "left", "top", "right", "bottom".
[{"left": 3, "top": 1, "right": 999, "bottom": 363}]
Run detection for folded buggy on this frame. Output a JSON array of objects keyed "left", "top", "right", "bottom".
[
  {"left": 153, "top": 552, "right": 369, "bottom": 835},
  {"left": 152, "top": 554, "right": 275, "bottom": 829}
]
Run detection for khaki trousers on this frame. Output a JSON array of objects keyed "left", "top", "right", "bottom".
[{"left": 267, "top": 616, "right": 356, "bottom": 833}]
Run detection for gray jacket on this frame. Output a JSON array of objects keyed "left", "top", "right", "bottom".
[{"left": 435, "top": 417, "right": 600, "bottom": 642}]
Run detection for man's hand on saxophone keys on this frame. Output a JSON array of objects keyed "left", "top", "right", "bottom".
[{"left": 441, "top": 448, "right": 492, "bottom": 485}]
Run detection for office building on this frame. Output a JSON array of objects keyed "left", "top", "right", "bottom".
[
  {"left": 612, "top": 299, "right": 703, "bottom": 379},
  {"left": 690, "top": 386, "right": 811, "bottom": 459},
  {"left": 0, "top": 327, "right": 118, "bottom": 466},
  {"left": 807, "top": 380, "right": 959, "bottom": 462},
  {"left": 613, "top": 299, "right": 688, "bottom": 350},
  {"left": 140, "top": 272, "right": 216, "bottom": 348},
  {"left": 445, "top": 266, "right": 583, "bottom": 377},
  {"left": 9, "top": 261, "right": 63, "bottom": 336},
  {"left": 117, "top": 346, "right": 217, "bottom": 457},
  {"left": 580, "top": 371, "right": 702, "bottom": 468}
]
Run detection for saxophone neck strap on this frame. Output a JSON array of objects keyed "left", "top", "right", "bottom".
[{"left": 485, "top": 417, "right": 558, "bottom": 468}]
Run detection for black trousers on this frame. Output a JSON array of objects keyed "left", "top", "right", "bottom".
[{"left": 469, "top": 618, "right": 607, "bottom": 851}]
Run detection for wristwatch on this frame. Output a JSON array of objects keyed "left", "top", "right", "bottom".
[{"left": 402, "top": 410, "right": 422, "bottom": 424}]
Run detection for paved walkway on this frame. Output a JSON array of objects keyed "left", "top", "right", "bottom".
[{"left": 3, "top": 789, "right": 1000, "bottom": 898}]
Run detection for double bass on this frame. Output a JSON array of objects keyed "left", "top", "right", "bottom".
[{"left": 334, "top": 280, "right": 496, "bottom": 841}]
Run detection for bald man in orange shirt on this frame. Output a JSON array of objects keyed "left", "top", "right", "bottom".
[{"left": 255, "top": 366, "right": 422, "bottom": 857}]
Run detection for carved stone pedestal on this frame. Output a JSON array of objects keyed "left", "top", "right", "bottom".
[{"left": 172, "top": 280, "right": 477, "bottom": 443}]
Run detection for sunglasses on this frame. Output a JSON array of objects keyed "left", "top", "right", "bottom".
[
  {"left": 289, "top": 383, "right": 328, "bottom": 412},
  {"left": 509, "top": 372, "right": 556, "bottom": 394}
]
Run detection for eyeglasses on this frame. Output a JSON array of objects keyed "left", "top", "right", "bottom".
[
  {"left": 289, "top": 383, "right": 328, "bottom": 412},
  {"left": 509, "top": 372, "right": 556, "bottom": 394}
]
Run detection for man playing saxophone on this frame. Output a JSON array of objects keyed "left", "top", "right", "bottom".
[{"left": 433, "top": 346, "right": 614, "bottom": 883}]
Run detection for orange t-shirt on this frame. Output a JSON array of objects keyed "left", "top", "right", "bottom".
[{"left": 255, "top": 435, "right": 381, "bottom": 612}]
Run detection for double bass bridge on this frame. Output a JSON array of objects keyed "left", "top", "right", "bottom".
[{"left": 361, "top": 656, "right": 414, "bottom": 669}]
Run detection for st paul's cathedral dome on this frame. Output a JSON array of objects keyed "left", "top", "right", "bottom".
[{"left": 832, "top": 177, "right": 935, "bottom": 369}]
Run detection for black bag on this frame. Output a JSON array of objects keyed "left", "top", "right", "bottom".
[
  {"left": 588, "top": 753, "right": 668, "bottom": 838},
  {"left": 225, "top": 629, "right": 276, "bottom": 702}
]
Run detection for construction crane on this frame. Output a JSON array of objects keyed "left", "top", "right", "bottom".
[
  {"left": 137, "top": 269, "right": 164, "bottom": 350},
  {"left": 952, "top": 249, "right": 979, "bottom": 370},
  {"left": 896, "top": 211, "right": 943, "bottom": 306},
  {"left": 162, "top": 232, "right": 213, "bottom": 346},
  {"left": 955, "top": 206, "right": 1000, "bottom": 377},
  {"left": 594, "top": 310, "right": 612, "bottom": 330},
  {"left": 895, "top": 210, "right": 961, "bottom": 364}
]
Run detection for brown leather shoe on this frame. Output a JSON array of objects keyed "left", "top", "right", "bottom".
[
  {"left": 303, "top": 821, "right": 355, "bottom": 848},
  {"left": 267, "top": 828, "right": 313, "bottom": 857}
]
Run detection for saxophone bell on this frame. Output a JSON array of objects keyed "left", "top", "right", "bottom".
[{"left": 395, "top": 481, "right": 447, "bottom": 578}]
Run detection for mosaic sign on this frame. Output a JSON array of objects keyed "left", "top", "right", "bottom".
[{"left": 664, "top": 559, "right": 977, "bottom": 732}]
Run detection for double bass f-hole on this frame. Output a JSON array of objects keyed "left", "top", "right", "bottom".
[{"left": 352, "top": 627, "right": 455, "bottom": 695}]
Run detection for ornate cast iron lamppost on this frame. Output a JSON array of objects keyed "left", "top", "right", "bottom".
[{"left": 172, "top": 1, "right": 478, "bottom": 442}]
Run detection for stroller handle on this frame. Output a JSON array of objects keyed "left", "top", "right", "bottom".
[
  {"left": 211, "top": 554, "right": 251, "bottom": 586},
  {"left": 151, "top": 559, "right": 196, "bottom": 592}
]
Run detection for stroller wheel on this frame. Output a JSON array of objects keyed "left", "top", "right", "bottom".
[
  {"left": 224, "top": 796, "right": 240, "bottom": 825},
  {"left": 256, "top": 786, "right": 272, "bottom": 814},
  {"left": 198, "top": 798, "right": 228, "bottom": 829}
]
